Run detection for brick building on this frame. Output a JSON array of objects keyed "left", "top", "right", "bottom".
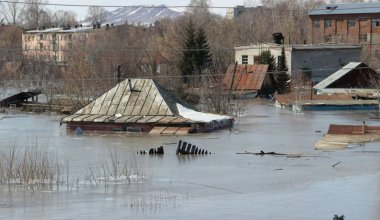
[{"left": 308, "top": 2, "right": 380, "bottom": 59}]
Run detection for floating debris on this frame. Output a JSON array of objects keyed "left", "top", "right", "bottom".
[
  {"left": 236, "top": 151, "right": 325, "bottom": 158},
  {"left": 176, "top": 140, "right": 211, "bottom": 155}
]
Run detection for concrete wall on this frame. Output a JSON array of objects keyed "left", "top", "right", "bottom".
[
  {"left": 234, "top": 44, "right": 293, "bottom": 71},
  {"left": 291, "top": 48, "right": 362, "bottom": 83}
]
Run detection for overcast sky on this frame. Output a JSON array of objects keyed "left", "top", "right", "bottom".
[{"left": 48, "top": 0, "right": 259, "bottom": 20}]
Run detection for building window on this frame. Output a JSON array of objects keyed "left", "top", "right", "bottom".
[
  {"left": 39, "top": 43, "right": 43, "bottom": 50},
  {"left": 348, "top": 19, "right": 355, "bottom": 27},
  {"left": 372, "top": 19, "right": 380, "bottom": 27},
  {"left": 324, "top": 35, "right": 332, "bottom": 43},
  {"left": 313, "top": 20, "right": 320, "bottom": 28},
  {"left": 360, "top": 34, "right": 367, "bottom": 43},
  {"left": 324, "top": 19, "right": 332, "bottom": 28},
  {"left": 254, "top": 56, "right": 260, "bottom": 64},
  {"left": 375, "top": 50, "right": 380, "bottom": 58},
  {"left": 242, "top": 55, "right": 248, "bottom": 64},
  {"left": 39, "top": 34, "right": 43, "bottom": 40}
]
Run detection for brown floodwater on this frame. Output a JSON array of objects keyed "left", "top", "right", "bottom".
[{"left": 0, "top": 100, "right": 379, "bottom": 219}]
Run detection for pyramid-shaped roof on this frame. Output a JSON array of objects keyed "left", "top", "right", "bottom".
[{"left": 61, "top": 78, "right": 196, "bottom": 124}]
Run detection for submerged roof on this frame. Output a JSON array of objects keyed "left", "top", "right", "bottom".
[
  {"left": 62, "top": 78, "right": 231, "bottom": 124},
  {"left": 313, "top": 62, "right": 362, "bottom": 90},
  {"left": 223, "top": 64, "right": 269, "bottom": 91},
  {"left": 309, "top": 3, "right": 380, "bottom": 16}
]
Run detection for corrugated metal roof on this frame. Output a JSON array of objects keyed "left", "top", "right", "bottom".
[
  {"left": 309, "top": 3, "right": 380, "bottom": 16},
  {"left": 61, "top": 78, "right": 197, "bottom": 124},
  {"left": 223, "top": 64, "right": 269, "bottom": 91},
  {"left": 313, "top": 62, "right": 362, "bottom": 90}
]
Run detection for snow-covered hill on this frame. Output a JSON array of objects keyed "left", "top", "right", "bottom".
[{"left": 105, "top": 5, "right": 182, "bottom": 26}]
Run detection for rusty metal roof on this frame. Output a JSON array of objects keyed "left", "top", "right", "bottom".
[
  {"left": 223, "top": 64, "right": 269, "bottom": 91},
  {"left": 328, "top": 124, "right": 380, "bottom": 135},
  {"left": 61, "top": 78, "right": 196, "bottom": 124}
]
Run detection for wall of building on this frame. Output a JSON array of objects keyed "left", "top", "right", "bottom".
[
  {"left": 235, "top": 44, "right": 362, "bottom": 83},
  {"left": 291, "top": 48, "right": 362, "bottom": 83},
  {"left": 234, "top": 44, "right": 293, "bottom": 71}
]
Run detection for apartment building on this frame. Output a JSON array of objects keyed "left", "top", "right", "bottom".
[{"left": 22, "top": 26, "right": 93, "bottom": 63}]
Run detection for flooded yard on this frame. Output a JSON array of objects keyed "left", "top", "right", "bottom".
[{"left": 0, "top": 100, "right": 379, "bottom": 219}]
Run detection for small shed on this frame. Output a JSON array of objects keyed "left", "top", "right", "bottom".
[
  {"left": 222, "top": 64, "right": 275, "bottom": 98},
  {"left": 61, "top": 78, "right": 233, "bottom": 134},
  {"left": 313, "top": 62, "right": 380, "bottom": 97}
]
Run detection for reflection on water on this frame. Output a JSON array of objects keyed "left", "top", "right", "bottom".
[{"left": 0, "top": 101, "right": 379, "bottom": 219}]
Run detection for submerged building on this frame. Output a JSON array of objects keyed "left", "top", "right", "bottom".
[{"left": 61, "top": 78, "right": 234, "bottom": 134}]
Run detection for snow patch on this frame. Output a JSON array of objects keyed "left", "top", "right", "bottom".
[{"left": 177, "top": 104, "right": 231, "bottom": 123}]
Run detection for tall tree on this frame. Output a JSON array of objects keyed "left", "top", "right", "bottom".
[
  {"left": 52, "top": 10, "right": 77, "bottom": 27},
  {"left": 195, "top": 27, "right": 212, "bottom": 75},
  {"left": 276, "top": 46, "right": 290, "bottom": 94},
  {"left": 179, "top": 18, "right": 197, "bottom": 83},
  {"left": 0, "top": 2, "right": 24, "bottom": 25},
  {"left": 258, "top": 49, "right": 276, "bottom": 72},
  {"left": 87, "top": 6, "right": 107, "bottom": 24},
  {"left": 22, "top": 0, "right": 48, "bottom": 29}
]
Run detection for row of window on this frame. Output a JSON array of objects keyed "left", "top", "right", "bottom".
[
  {"left": 24, "top": 33, "right": 78, "bottom": 42},
  {"left": 23, "top": 43, "right": 72, "bottom": 50},
  {"left": 324, "top": 34, "right": 368, "bottom": 43},
  {"left": 313, "top": 18, "right": 380, "bottom": 28}
]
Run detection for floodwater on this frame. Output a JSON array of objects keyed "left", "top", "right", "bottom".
[{"left": 0, "top": 100, "right": 379, "bottom": 219}]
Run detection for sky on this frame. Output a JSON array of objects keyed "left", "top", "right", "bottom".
[{"left": 47, "top": 0, "right": 257, "bottom": 20}]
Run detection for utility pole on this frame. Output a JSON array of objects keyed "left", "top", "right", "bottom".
[{"left": 227, "top": 61, "right": 238, "bottom": 115}]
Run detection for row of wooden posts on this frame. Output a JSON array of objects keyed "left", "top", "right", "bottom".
[{"left": 138, "top": 140, "right": 211, "bottom": 155}]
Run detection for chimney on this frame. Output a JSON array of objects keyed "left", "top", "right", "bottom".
[{"left": 128, "top": 79, "right": 133, "bottom": 90}]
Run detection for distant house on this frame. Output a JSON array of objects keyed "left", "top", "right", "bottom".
[
  {"left": 61, "top": 78, "right": 234, "bottom": 134},
  {"left": 313, "top": 62, "right": 380, "bottom": 97},
  {"left": 222, "top": 64, "right": 275, "bottom": 98},
  {"left": 234, "top": 43, "right": 362, "bottom": 83}
]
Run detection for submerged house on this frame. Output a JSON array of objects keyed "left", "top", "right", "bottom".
[
  {"left": 222, "top": 64, "right": 275, "bottom": 98},
  {"left": 313, "top": 62, "right": 380, "bottom": 98},
  {"left": 61, "top": 78, "right": 234, "bottom": 134}
]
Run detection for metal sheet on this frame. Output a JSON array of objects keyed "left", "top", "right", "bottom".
[
  {"left": 132, "top": 80, "right": 151, "bottom": 115},
  {"left": 137, "top": 116, "right": 155, "bottom": 123},
  {"left": 114, "top": 115, "right": 133, "bottom": 123},
  {"left": 61, "top": 114, "right": 80, "bottom": 122},
  {"left": 125, "top": 115, "right": 142, "bottom": 123},
  {"left": 170, "top": 117, "right": 190, "bottom": 124},
  {"left": 146, "top": 116, "right": 165, "bottom": 123},
  {"left": 140, "top": 85, "right": 158, "bottom": 116},
  {"left": 90, "top": 93, "right": 107, "bottom": 115},
  {"left": 72, "top": 114, "right": 91, "bottom": 122},
  {"left": 82, "top": 114, "right": 103, "bottom": 122},
  {"left": 81, "top": 101, "right": 95, "bottom": 115},
  {"left": 115, "top": 79, "right": 136, "bottom": 114},
  {"left": 111, "top": 80, "right": 128, "bottom": 105},
  {"left": 161, "top": 127, "right": 181, "bottom": 135},
  {"left": 175, "top": 127, "right": 191, "bottom": 135},
  {"left": 93, "top": 115, "right": 111, "bottom": 122},
  {"left": 107, "top": 104, "right": 118, "bottom": 116},
  {"left": 148, "top": 95, "right": 163, "bottom": 115},
  {"left": 149, "top": 126, "right": 167, "bottom": 134},
  {"left": 158, "top": 116, "right": 177, "bottom": 123},
  {"left": 98, "top": 100, "right": 111, "bottom": 115}
]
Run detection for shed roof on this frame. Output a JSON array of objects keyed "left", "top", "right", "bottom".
[
  {"left": 309, "top": 3, "right": 380, "bottom": 16},
  {"left": 223, "top": 64, "right": 269, "bottom": 91},
  {"left": 313, "top": 62, "right": 362, "bottom": 90},
  {"left": 61, "top": 78, "right": 196, "bottom": 124}
]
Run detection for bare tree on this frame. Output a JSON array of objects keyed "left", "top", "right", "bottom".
[
  {"left": 0, "top": 1, "right": 24, "bottom": 25},
  {"left": 22, "top": 0, "right": 49, "bottom": 29},
  {"left": 52, "top": 10, "right": 77, "bottom": 27},
  {"left": 86, "top": 6, "right": 107, "bottom": 24}
]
